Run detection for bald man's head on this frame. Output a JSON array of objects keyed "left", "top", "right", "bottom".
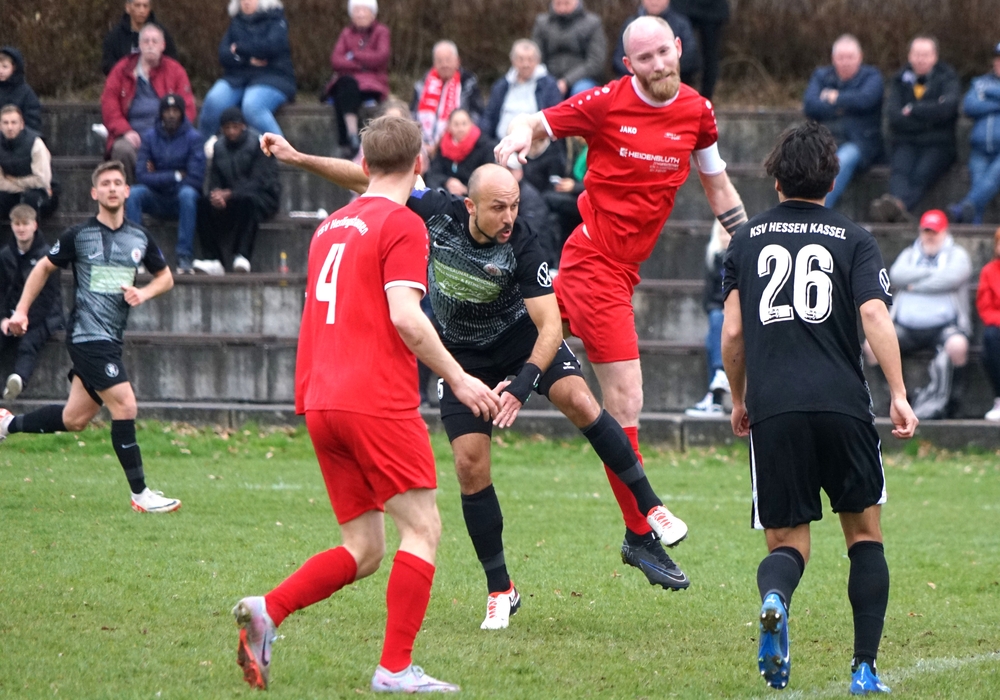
[
  {"left": 622, "top": 16, "right": 681, "bottom": 102},
  {"left": 465, "top": 164, "right": 519, "bottom": 244}
]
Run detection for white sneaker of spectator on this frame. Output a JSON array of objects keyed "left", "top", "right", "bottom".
[
  {"left": 233, "top": 255, "right": 251, "bottom": 273},
  {"left": 985, "top": 398, "right": 1000, "bottom": 421},
  {"left": 193, "top": 259, "right": 225, "bottom": 276},
  {"left": 684, "top": 392, "right": 723, "bottom": 417},
  {"left": 709, "top": 368, "right": 730, "bottom": 394}
]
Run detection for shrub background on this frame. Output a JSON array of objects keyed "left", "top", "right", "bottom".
[{"left": 3, "top": 0, "right": 1000, "bottom": 102}]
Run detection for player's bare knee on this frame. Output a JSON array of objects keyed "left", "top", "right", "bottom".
[
  {"left": 453, "top": 452, "right": 491, "bottom": 494},
  {"left": 61, "top": 412, "right": 90, "bottom": 433},
  {"left": 605, "top": 388, "right": 643, "bottom": 426}
]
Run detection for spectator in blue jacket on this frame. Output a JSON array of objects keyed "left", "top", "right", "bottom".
[
  {"left": 950, "top": 43, "right": 1000, "bottom": 224},
  {"left": 482, "top": 39, "right": 563, "bottom": 142},
  {"left": 803, "top": 35, "right": 884, "bottom": 210},
  {"left": 127, "top": 93, "right": 205, "bottom": 273},
  {"left": 612, "top": 0, "right": 700, "bottom": 87},
  {"left": 198, "top": 0, "right": 296, "bottom": 140}
]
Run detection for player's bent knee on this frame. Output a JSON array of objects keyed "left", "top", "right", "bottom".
[{"left": 61, "top": 413, "right": 91, "bottom": 432}]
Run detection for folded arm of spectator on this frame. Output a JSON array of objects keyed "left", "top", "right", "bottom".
[
  {"left": 907, "top": 249, "right": 971, "bottom": 294},
  {"left": 962, "top": 82, "right": 1000, "bottom": 117},
  {"left": 354, "top": 26, "right": 390, "bottom": 72},
  {"left": 832, "top": 69, "right": 883, "bottom": 114},
  {"left": 135, "top": 138, "right": 174, "bottom": 189},
  {"left": 218, "top": 28, "right": 242, "bottom": 68},
  {"left": 908, "top": 76, "right": 960, "bottom": 125},
  {"left": 234, "top": 19, "right": 289, "bottom": 61},
  {"left": 802, "top": 69, "right": 838, "bottom": 121}
]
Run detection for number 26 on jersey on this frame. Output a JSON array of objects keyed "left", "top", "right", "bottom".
[
  {"left": 316, "top": 243, "right": 346, "bottom": 324},
  {"left": 758, "top": 243, "right": 833, "bottom": 325}
]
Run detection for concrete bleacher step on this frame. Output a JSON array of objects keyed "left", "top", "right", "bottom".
[{"left": 17, "top": 332, "right": 997, "bottom": 419}]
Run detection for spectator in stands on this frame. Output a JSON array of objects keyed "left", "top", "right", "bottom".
[
  {"left": 193, "top": 107, "right": 279, "bottom": 275},
  {"left": 101, "top": 23, "right": 195, "bottom": 182},
  {"left": 126, "top": 94, "right": 205, "bottom": 274},
  {"left": 425, "top": 109, "right": 494, "bottom": 195},
  {"left": 532, "top": 0, "right": 606, "bottom": 97},
  {"left": 199, "top": 0, "right": 297, "bottom": 141},
  {"left": 685, "top": 220, "right": 730, "bottom": 416},
  {"left": 0, "top": 204, "right": 62, "bottom": 401},
  {"left": 0, "top": 106, "right": 56, "bottom": 221},
  {"left": 612, "top": 0, "right": 700, "bottom": 88},
  {"left": 949, "top": 43, "right": 1000, "bottom": 225},
  {"left": 326, "top": 0, "right": 390, "bottom": 158},
  {"left": 411, "top": 41, "right": 484, "bottom": 153},
  {"left": 803, "top": 34, "right": 884, "bottom": 210},
  {"left": 521, "top": 137, "right": 566, "bottom": 197},
  {"left": 870, "top": 36, "right": 960, "bottom": 223},
  {"left": 482, "top": 39, "right": 562, "bottom": 142},
  {"left": 541, "top": 136, "right": 586, "bottom": 267},
  {"left": 101, "top": 0, "right": 179, "bottom": 75},
  {"left": 670, "top": 0, "right": 729, "bottom": 99},
  {"left": 0, "top": 47, "right": 42, "bottom": 132},
  {"left": 864, "top": 210, "right": 971, "bottom": 419},
  {"left": 977, "top": 227, "right": 1000, "bottom": 420}
]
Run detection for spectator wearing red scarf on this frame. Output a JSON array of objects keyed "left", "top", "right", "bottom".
[
  {"left": 411, "top": 41, "right": 484, "bottom": 153},
  {"left": 977, "top": 226, "right": 1000, "bottom": 420},
  {"left": 425, "top": 109, "right": 495, "bottom": 195}
]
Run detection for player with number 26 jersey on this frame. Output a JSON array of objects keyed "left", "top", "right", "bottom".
[
  {"left": 723, "top": 200, "right": 892, "bottom": 424},
  {"left": 296, "top": 196, "right": 430, "bottom": 416}
]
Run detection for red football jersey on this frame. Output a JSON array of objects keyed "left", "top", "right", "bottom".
[
  {"left": 295, "top": 195, "right": 429, "bottom": 416},
  {"left": 542, "top": 77, "right": 719, "bottom": 264}
]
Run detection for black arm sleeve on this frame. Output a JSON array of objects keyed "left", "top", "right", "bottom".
[
  {"left": 512, "top": 220, "right": 554, "bottom": 299},
  {"left": 47, "top": 229, "right": 78, "bottom": 269},
  {"left": 141, "top": 232, "right": 169, "bottom": 274}
]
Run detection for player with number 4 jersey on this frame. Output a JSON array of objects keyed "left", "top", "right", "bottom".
[{"left": 722, "top": 122, "right": 917, "bottom": 693}]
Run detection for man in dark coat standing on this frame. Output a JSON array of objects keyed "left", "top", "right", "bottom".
[
  {"left": 101, "top": 0, "right": 179, "bottom": 75},
  {"left": 193, "top": 107, "right": 280, "bottom": 275}
]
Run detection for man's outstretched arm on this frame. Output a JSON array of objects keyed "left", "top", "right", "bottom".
[
  {"left": 260, "top": 133, "right": 370, "bottom": 194},
  {"left": 494, "top": 113, "right": 550, "bottom": 166}
]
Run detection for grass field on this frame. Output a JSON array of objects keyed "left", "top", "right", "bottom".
[{"left": 1, "top": 422, "right": 999, "bottom": 699}]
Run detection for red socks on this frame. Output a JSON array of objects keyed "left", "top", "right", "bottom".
[
  {"left": 264, "top": 546, "right": 358, "bottom": 627},
  {"left": 380, "top": 551, "right": 435, "bottom": 673},
  {"left": 604, "top": 426, "right": 653, "bottom": 535}
]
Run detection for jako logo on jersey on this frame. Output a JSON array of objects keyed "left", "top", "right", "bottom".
[
  {"left": 49, "top": 241, "right": 60, "bottom": 255},
  {"left": 620, "top": 125, "right": 637, "bottom": 134},
  {"left": 537, "top": 262, "right": 552, "bottom": 288},
  {"left": 131, "top": 248, "right": 142, "bottom": 264},
  {"left": 105, "top": 363, "right": 119, "bottom": 378},
  {"left": 879, "top": 268, "right": 892, "bottom": 296},
  {"left": 483, "top": 263, "right": 502, "bottom": 276},
  {"left": 315, "top": 216, "right": 369, "bottom": 237}
]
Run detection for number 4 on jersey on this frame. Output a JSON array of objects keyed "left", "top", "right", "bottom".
[
  {"left": 316, "top": 243, "right": 346, "bottom": 324},
  {"left": 758, "top": 243, "right": 833, "bottom": 325}
]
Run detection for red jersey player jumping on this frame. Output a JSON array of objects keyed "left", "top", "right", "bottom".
[
  {"left": 496, "top": 16, "right": 748, "bottom": 577},
  {"left": 232, "top": 116, "right": 500, "bottom": 694}
]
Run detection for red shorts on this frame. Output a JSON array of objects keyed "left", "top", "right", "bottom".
[
  {"left": 553, "top": 226, "right": 642, "bottom": 364},
  {"left": 306, "top": 410, "right": 437, "bottom": 524}
]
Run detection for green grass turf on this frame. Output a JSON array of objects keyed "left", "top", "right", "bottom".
[{"left": 1, "top": 423, "right": 999, "bottom": 698}]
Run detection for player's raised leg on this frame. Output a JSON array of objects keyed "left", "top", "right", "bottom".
[
  {"left": 450, "top": 431, "right": 520, "bottom": 630},
  {"left": 372, "top": 488, "right": 458, "bottom": 693},
  {"left": 841, "top": 507, "right": 891, "bottom": 695}
]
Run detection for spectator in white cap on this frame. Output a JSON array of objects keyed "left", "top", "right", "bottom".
[{"left": 325, "top": 0, "right": 391, "bottom": 157}]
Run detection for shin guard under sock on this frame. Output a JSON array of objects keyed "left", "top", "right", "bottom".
[
  {"left": 380, "top": 551, "right": 434, "bottom": 673},
  {"left": 461, "top": 485, "right": 510, "bottom": 593},
  {"left": 265, "top": 546, "right": 358, "bottom": 627},
  {"left": 848, "top": 540, "right": 889, "bottom": 669},
  {"left": 10, "top": 404, "right": 66, "bottom": 434},
  {"left": 111, "top": 419, "right": 146, "bottom": 494},
  {"left": 757, "top": 546, "right": 805, "bottom": 610},
  {"left": 583, "top": 410, "right": 662, "bottom": 515}
]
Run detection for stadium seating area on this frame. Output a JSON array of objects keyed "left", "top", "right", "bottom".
[{"left": 4, "top": 101, "right": 999, "bottom": 449}]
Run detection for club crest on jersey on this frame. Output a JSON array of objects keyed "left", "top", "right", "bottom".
[
  {"left": 879, "top": 268, "right": 892, "bottom": 296},
  {"left": 483, "top": 263, "right": 502, "bottom": 276},
  {"left": 105, "top": 363, "right": 120, "bottom": 378},
  {"left": 131, "top": 248, "right": 142, "bottom": 264},
  {"left": 537, "top": 262, "right": 552, "bottom": 288},
  {"left": 50, "top": 241, "right": 60, "bottom": 255}
]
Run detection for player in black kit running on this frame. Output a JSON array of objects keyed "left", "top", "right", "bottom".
[
  {"left": 721, "top": 123, "right": 918, "bottom": 693},
  {"left": 260, "top": 133, "right": 692, "bottom": 630}
]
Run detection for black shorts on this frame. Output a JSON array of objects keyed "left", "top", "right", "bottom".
[
  {"left": 748, "top": 412, "right": 885, "bottom": 530},
  {"left": 67, "top": 340, "right": 129, "bottom": 405},
  {"left": 438, "top": 327, "right": 584, "bottom": 441},
  {"left": 895, "top": 322, "right": 965, "bottom": 354}
]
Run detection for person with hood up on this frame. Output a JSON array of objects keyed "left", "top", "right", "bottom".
[
  {"left": 198, "top": 0, "right": 297, "bottom": 140},
  {"left": 126, "top": 93, "right": 205, "bottom": 274},
  {"left": 0, "top": 47, "right": 41, "bottom": 132},
  {"left": 100, "top": 0, "right": 179, "bottom": 75}
]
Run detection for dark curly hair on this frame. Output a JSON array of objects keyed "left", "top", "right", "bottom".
[{"left": 763, "top": 121, "right": 840, "bottom": 201}]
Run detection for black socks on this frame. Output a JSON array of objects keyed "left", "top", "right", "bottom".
[
  {"left": 461, "top": 484, "right": 510, "bottom": 593},
  {"left": 757, "top": 546, "right": 805, "bottom": 610},
  {"left": 582, "top": 410, "right": 662, "bottom": 515},
  {"left": 111, "top": 419, "right": 146, "bottom": 494},
  {"left": 9, "top": 405, "right": 66, "bottom": 434},
  {"left": 848, "top": 540, "right": 890, "bottom": 671}
]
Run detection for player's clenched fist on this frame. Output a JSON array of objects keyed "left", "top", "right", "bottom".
[{"left": 259, "top": 133, "right": 299, "bottom": 164}]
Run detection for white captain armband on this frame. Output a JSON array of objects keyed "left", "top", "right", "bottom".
[{"left": 693, "top": 143, "right": 726, "bottom": 176}]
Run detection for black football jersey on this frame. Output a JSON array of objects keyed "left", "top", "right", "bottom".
[
  {"left": 406, "top": 187, "right": 553, "bottom": 350},
  {"left": 723, "top": 200, "right": 892, "bottom": 424}
]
